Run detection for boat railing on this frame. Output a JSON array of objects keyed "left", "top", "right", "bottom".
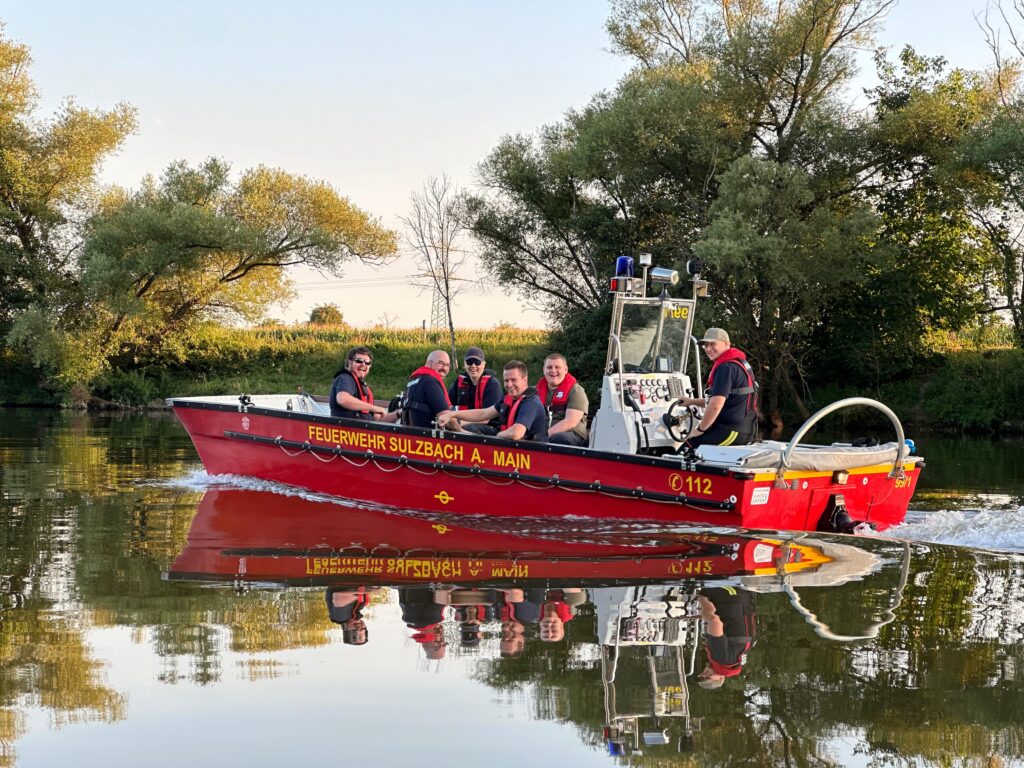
[
  {"left": 775, "top": 397, "right": 908, "bottom": 487},
  {"left": 608, "top": 332, "right": 625, "bottom": 412},
  {"left": 688, "top": 335, "right": 704, "bottom": 399}
]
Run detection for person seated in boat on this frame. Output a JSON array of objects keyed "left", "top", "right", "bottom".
[
  {"left": 437, "top": 360, "right": 548, "bottom": 442},
  {"left": 447, "top": 346, "right": 502, "bottom": 435},
  {"left": 695, "top": 586, "right": 755, "bottom": 689},
  {"left": 675, "top": 328, "right": 758, "bottom": 449},
  {"left": 400, "top": 350, "right": 453, "bottom": 428},
  {"left": 329, "top": 346, "right": 396, "bottom": 422},
  {"left": 538, "top": 353, "right": 589, "bottom": 447}
]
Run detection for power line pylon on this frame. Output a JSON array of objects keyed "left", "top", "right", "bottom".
[{"left": 430, "top": 284, "right": 446, "bottom": 330}]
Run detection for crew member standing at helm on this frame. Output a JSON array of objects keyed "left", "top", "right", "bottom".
[{"left": 675, "top": 328, "right": 758, "bottom": 448}]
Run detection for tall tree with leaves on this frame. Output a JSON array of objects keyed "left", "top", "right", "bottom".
[
  {"left": 470, "top": 0, "right": 908, "bottom": 426},
  {"left": 0, "top": 26, "right": 137, "bottom": 335},
  {"left": 10, "top": 158, "right": 397, "bottom": 396},
  {"left": 84, "top": 159, "right": 396, "bottom": 357},
  {"left": 959, "top": 2, "right": 1024, "bottom": 346}
]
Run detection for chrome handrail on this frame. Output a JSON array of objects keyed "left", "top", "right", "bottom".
[
  {"left": 688, "top": 335, "right": 704, "bottom": 399},
  {"left": 775, "top": 397, "right": 908, "bottom": 487},
  {"left": 609, "top": 332, "right": 625, "bottom": 412}
]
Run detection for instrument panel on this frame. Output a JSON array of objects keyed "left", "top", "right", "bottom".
[{"left": 609, "top": 373, "right": 690, "bottom": 405}]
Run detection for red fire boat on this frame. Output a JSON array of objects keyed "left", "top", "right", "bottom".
[{"left": 169, "top": 259, "right": 922, "bottom": 533}]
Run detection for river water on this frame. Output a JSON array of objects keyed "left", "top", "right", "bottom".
[{"left": 1, "top": 408, "right": 1022, "bottom": 767}]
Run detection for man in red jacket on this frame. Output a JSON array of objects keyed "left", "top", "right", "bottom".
[
  {"left": 675, "top": 328, "right": 759, "bottom": 448},
  {"left": 537, "top": 353, "right": 589, "bottom": 447}
]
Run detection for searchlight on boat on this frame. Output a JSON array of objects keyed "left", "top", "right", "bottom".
[{"left": 649, "top": 267, "right": 679, "bottom": 286}]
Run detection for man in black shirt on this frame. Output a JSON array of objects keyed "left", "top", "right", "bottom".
[
  {"left": 438, "top": 360, "right": 547, "bottom": 441},
  {"left": 675, "top": 328, "right": 758, "bottom": 448},
  {"left": 400, "top": 350, "right": 452, "bottom": 428}
]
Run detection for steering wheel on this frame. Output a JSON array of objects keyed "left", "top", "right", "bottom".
[{"left": 663, "top": 400, "right": 698, "bottom": 443}]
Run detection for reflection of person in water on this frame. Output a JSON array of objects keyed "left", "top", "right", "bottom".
[
  {"left": 325, "top": 587, "right": 377, "bottom": 646},
  {"left": 500, "top": 619, "right": 526, "bottom": 658},
  {"left": 399, "top": 587, "right": 449, "bottom": 659},
  {"left": 412, "top": 624, "right": 448, "bottom": 660},
  {"left": 695, "top": 586, "right": 755, "bottom": 689},
  {"left": 503, "top": 587, "right": 546, "bottom": 625},
  {"left": 455, "top": 603, "right": 492, "bottom": 648},
  {"left": 539, "top": 588, "right": 583, "bottom": 643}
]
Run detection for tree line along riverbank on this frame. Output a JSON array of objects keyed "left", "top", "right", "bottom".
[{"left": 2, "top": 323, "right": 1022, "bottom": 436}]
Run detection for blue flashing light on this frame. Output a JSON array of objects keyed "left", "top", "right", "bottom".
[{"left": 615, "top": 255, "right": 634, "bottom": 277}]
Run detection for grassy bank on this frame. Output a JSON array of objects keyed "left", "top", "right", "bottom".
[
  {"left": 4, "top": 324, "right": 1023, "bottom": 435},
  {"left": 99, "top": 324, "right": 551, "bottom": 406}
]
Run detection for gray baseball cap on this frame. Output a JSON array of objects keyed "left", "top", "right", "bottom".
[{"left": 700, "top": 328, "right": 730, "bottom": 344}]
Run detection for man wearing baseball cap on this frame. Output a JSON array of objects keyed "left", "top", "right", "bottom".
[
  {"left": 447, "top": 346, "right": 502, "bottom": 435},
  {"left": 675, "top": 327, "right": 759, "bottom": 448}
]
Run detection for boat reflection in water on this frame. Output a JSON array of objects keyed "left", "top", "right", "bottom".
[{"left": 166, "top": 488, "right": 902, "bottom": 759}]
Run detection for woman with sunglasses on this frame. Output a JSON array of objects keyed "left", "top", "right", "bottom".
[
  {"left": 329, "top": 346, "right": 394, "bottom": 421},
  {"left": 447, "top": 346, "right": 502, "bottom": 435}
]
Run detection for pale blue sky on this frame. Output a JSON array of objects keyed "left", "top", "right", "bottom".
[{"left": 1, "top": 1, "right": 1000, "bottom": 327}]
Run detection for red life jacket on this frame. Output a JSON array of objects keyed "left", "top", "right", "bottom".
[
  {"left": 535, "top": 372, "right": 578, "bottom": 415},
  {"left": 705, "top": 348, "right": 757, "bottom": 411},
  {"left": 498, "top": 387, "right": 541, "bottom": 435},
  {"left": 407, "top": 366, "right": 453, "bottom": 408},
  {"left": 401, "top": 366, "right": 454, "bottom": 428},
  {"left": 338, "top": 370, "right": 375, "bottom": 414},
  {"left": 455, "top": 370, "right": 494, "bottom": 410},
  {"left": 501, "top": 393, "right": 521, "bottom": 431}
]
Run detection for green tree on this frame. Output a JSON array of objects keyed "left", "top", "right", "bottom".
[
  {"left": 82, "top": 158, "right": 396, "bottom": 336},
  {"left": 13, "top": 158, "right": 397, "bottom": 396},
  {"left": 470, "top": 1, "right": 1019, "bottom": 427},
  {"left": 952, "top": 4, "right": 1024, "bottom": 346},
  {"left": 471, "top": 0, "right": 903, "bottom": 425},
  {"left": 0, "top": 26, "right": 136, "bottom": 336},
  {"left": 308, "top": 303, "right": 345, "bottom": 325}
]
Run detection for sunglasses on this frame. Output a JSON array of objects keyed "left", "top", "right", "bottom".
[
  {"left": 351, "top": 358, "right": 373, "bottom": 366},
  {"left": 465, "top": 358, "right": 483, "bottom": 366}
]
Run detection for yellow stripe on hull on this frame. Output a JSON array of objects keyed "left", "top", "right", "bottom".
[{"left": 751, "top": 460, "right": 920, "bottom": 483}]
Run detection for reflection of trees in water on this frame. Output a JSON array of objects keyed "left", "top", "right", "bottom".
[
  {"left": 464, "top": 551, "right": 1024, "bottom": 766},
  {"left": 0, "top": 552, "right": 126, "bottom": 767},
  {"left": 0, "top": 411, "right": 343, "bottom": 762}
]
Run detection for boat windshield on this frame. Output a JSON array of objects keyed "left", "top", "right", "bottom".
[{"left": 615, "top": 300, "right": 693, "bottom": 373}]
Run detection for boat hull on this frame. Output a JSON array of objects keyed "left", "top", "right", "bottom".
[
  {"left": 167, "top": 489, "right": 842, "bottom": 587},
  {"left": 170, "top": 400, "right": 921, "bottom": 531}
]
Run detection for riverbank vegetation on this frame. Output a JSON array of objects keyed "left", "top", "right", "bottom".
[
  {"left": 3, "top": 3, "right": 1024, "bottom": 435},
  {"left": 0, "top": 324, "right": 549, "bottom": 408}
]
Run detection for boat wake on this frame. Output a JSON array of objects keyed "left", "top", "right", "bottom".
[
  {"left": 888, "top": 507, "right": 1024, "bottom": 555},
  {"left": 158, "top": 469, "right": 395, "bottom": 512}
]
